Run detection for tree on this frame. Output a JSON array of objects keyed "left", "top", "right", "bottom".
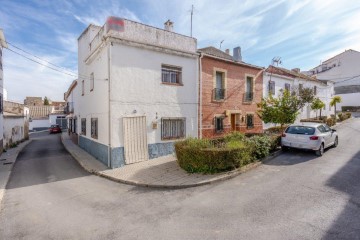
[
  {"left": 44, "top": 96, "right": 49, "bottom": 105},
  {"left": 257, "top": 87, "right": 316, "bottom": 127},
  {"left": 330, "top": 96, "right": 342, "bottom": 118},
  {"left": 257, "top": 90, "right": 301, "bottom": 128},
  {"left": 311, "top": 98, "right": 325, "bottom": 119}
]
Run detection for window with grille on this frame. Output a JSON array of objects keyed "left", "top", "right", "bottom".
[
  {"left": 90, "top": 73, "right": 94, "bottom": 91},
  {"left": 269, "top": 81, "right": 275, "bottom": 95},
  {"left": 91, "top": 118, "right": 98, "bottom": 139},
  {"left": 82, "top": 80, "right": 85, "bottom": 96},
  {"left": 215, "top": 116, "right": 224, "bottom": 132},
  {"left": 246, "top": 114, "right": 254, "bottom": 129},
  {"left": 161, "top": 65, "right": 182, "bottom": 84},
  {"left": 81, "top": 118, "right": 86, "bottom": 135},
  {"left": 285, "top": 83, "right": 291, "bottom": 91},
  {"left": 161, "top": 118, "right": 186, "bottom": 140}
]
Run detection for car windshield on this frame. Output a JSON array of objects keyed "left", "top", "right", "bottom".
[
  {"left": 51, "top": 125, "right": 59, "bottom": 128},
  {"left": 285, "top": 126, "right": 315, "bottom": 135}
]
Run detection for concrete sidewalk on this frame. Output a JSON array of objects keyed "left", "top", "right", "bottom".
[
  {"left": 0, "top": 140, "right": 32, "bottom": 207},
  {"left": 61, "top": 133, "right": 282, "bottom": 189}
]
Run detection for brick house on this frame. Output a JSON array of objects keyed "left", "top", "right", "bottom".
[{"left": 198, "top": 47, "right": 264, "bottom": 138}]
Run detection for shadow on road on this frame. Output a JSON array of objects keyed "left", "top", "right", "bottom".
[
  {"left": 322, "top": 149, "right": 360, "bottom": 239},
  {"left": 6, "top": 133, "right": 90, "bottom": 190},
  {"left": 264, "top": 148, "right": 319, "bottom": 166}
]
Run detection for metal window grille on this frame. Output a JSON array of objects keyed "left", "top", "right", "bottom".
[
  {"left": 285, "top": 83, "right": 291, "bottom": 91},
  {"left": 82, "top": 80, "right": 85, "bottom": 95},
  {"left": 246, "top": 114, "right": 254, "bottom": 129},
  {"left": 161, "top": 118, "right": 185, "bottom": 140},
  {"left": 91, "top": 118, "right": 98, "bottom": 139},
  {"left": 214, "top": 117, "right": 224, "bottom": 132},
  {"left": 161, "top": 65, "right": 182, "bottom": 84},
  {"left": 269, "top": 81, "right": 275, "bottom": 95},
  {"left": 90, "top": 73, "right": 94, "bottom": 91},
  {"left": 81, "top": 118, "right": 86, "bottom": 135}
]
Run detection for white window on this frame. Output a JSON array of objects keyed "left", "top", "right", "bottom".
[
  {"left": 285, "top": 83, "right": 291, "bottom": 91},
  {"left": 161, "top": 65, "right": 182, "bottom": 84},
  {"left": 269, "top": 81, "right": 275, "bottom": 95},
  {"left": 161, "top": 118, "right": 186, "bottom": 140}
]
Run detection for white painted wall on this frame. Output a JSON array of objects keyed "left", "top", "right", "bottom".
[
  {"left": 29, "top": 119, "right": 50, "bottom": 130},
  {"left": 49, "top": 114, "right": 66, "bottom": 124},
  {"left": 3, "top": 117, "right": 25, "bottom": 147},
  {"left": 77, "top": 19, "right": 198, "bottom": 150},
  {"left": 109, "top": 43, "right": 198, "bottom": 147},
  {"left": 263, "top": 72, "right": 334, "bottom": 128}
]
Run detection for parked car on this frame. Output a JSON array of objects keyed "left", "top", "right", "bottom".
[
  {"left": 49, "top": 124, "right": 62, "bottom": 134},
  {"left": 281, "top": 122, "right": 338, "bottom": 156}
]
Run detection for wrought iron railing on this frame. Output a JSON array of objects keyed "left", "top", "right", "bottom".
[{"left": 213, "top": 88, "right": 226, "bottom": 101}]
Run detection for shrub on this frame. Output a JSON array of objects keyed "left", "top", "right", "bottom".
[
  {"left": 300, "top": 119, "right": 323, "bottom": 123},
  {"left": 175, "top": 137, "right": 253, "bottom": 174},
  {"left": 268, "top": 134, "right": 281, "bottom": 151},
  {"left": 264, "top": 126, "right": 288, "bottom": 135},
  {"left": 224, "top": 132, "right": 246, "bottom": 142},
  {"left": 326, "top": 117, "right": 335, "bottom": 127},
  {"left": 246, "top": 135, "right": 272, "bottom": 159},
  {"left": 345, "top": 112, "right": 352, "bottom": 118}
]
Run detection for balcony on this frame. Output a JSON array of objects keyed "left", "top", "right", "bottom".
[
  {"left": 213, "top": 88, "right": 226, "bottom": 101},
  {"left": 243, "top": 92, "right": 254, "bottom": 102},
  {"left": 64, "top": 102, "right": 74, "bottom": 114}
]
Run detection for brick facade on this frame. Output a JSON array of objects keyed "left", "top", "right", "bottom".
[{"left": 200, "top": 55, "right": 264, "bottom": 138}]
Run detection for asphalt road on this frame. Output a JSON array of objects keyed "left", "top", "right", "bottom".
[{"left": 1, "top": 120, "right": 360, "bottom": 240}]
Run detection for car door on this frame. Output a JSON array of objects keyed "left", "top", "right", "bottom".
[
  {"left": 324, "top": 124, "right": 335, "bottom": 146},
  {"left": 322, "top": 124, "right": 333, "bottom": 148}
]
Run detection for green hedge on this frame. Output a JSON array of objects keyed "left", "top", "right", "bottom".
[{"left": 175, "top": 132, "right": 279, "bottom": 174}]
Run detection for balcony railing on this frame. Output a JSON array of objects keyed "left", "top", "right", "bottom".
[
  {"left": 243, "top": 92, "right": 254, "bottom": 102},
  {"left": 213, "top": 88, "right": 226, "bottom": 101},
  {"left": 64, "top": 102, "right": 74, "bottom": 114}
]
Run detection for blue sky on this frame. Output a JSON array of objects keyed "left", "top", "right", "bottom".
[{"left": 1, "top": 0, "right": 360, "bottom": 102}]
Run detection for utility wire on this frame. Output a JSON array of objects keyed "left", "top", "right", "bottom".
[
  {"left": 5, "top": 41, "right": 106, "bottom": 81},
  {"left": 6, "top": 48, "right": 78, "bottom": 78}
]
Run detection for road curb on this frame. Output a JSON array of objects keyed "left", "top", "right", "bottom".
[
  {"left": 0, "top": 139, "right": 33, "bottom": 208},
  {"left": 60, "top": 133, "right": 282, "bottom": 189}
]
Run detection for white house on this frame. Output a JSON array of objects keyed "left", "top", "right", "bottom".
[
  {"left": 307, "top": 49, "right": 360, "bottom": 111},
  {"left": 3, "top": 100, "right": 30, "bottom": 149},
  {"left": 64, "top": 80, "right": 78, "bottom": 136},
  {"left": 0, "top": 29, "right": 7, "bottom": 153},
  {"left": 263, "top": 66, "right": 334, "bottom": 129},
  {"left": 75, "top": 17, "right": 198, "bottom": 168}
]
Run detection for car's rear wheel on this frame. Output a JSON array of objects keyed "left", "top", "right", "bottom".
[
  {"left": 333, "top": 137, "right": 338, "bottom": 148},
  {"left": 315, "top": 143, "right": 324, "bottom": 156}
]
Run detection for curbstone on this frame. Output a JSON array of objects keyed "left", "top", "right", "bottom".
[
  {"left": 0, "top": 139, "right": 33, "bottom": 208},
  {"left": 61, "top": 131, "right": 283, "bottom": 189}
]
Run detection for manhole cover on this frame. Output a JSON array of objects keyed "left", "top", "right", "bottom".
[{"left": 3, "top": 162, "right": 13, "bottom": 165}]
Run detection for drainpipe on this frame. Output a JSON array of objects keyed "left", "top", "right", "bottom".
[
  {"left": 107, "top": 40, "right": 112, "bottom": 168},
  {"left": 199, "top": 53, "right": 204, "bottom": 139}
]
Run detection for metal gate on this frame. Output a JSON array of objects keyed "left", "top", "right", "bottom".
[
  {"left": 56, "top": 118, "right": 68, "bottom": 129},
  {"left": 123, "top": 116, "right": 148, "bottom": 164}
]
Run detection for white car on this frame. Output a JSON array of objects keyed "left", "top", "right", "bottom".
[{"left": 281, "top": 122, "right": 338, "bottom": 156}]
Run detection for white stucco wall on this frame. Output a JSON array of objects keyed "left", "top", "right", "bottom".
[
  {"left": 77, "top": 36, "right": 110, "bottom": 145},
  {"left": 29, "top": 119, "right": 50, "bottom": 130},
  {"left": 263, "top": 72, "right": 334, "bottom": 128},
  {"left": 3, "top": 117, "right": 25, "bottom": 147},
  {"left": 109, "top": 43, "right": 198, "bottom": 147}
]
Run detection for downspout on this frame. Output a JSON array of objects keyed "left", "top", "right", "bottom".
[
  {"left": 107, "top": 40, "right": 112, "bottom": 168},
  {"left": 199, "top": 53, "right": 204, "bottom": 139}
]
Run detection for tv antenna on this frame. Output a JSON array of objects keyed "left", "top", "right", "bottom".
[
  {"left": 220, "top": 40, "right": 224, "bottom": 49},
  {"left": 272, "top": 57, "right": 282, "bottom": 66},
  {"left": 189, "top": 5, "right": 198, "bottom": 37}
]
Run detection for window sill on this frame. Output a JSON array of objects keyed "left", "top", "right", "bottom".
[
  {"left": 161, "top": 82, "right": 183, "bottom": 86},
  {"left": 212, "top": 99, "right": 225, "bottom": 103},
  {"left": 161, "top": 137, "right": 185, "bottom": 141}
]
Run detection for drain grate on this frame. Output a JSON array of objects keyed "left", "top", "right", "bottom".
[{"left": 3, "top": 162, "right": 13, "bottom": 165}]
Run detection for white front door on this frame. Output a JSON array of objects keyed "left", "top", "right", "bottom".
[{"left": 123, "top": 116, "right": 149, "bottom": 164}]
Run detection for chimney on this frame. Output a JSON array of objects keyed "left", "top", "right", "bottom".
[
  {"left": 233, "top": 46, "right": 242, "bottom": 61},
  {"left": 292, "top": 68, "right": 300, "bottom": 73},
  {"left": 164, "top": 20, "right": 174, "bottom": 32},
  {"left": 225, "top": 49, "right": 230, "bottom": 54}
]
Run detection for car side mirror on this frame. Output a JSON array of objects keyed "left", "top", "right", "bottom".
[{"left": 331, "top": 129, "right": 336, "bottom": 132}]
